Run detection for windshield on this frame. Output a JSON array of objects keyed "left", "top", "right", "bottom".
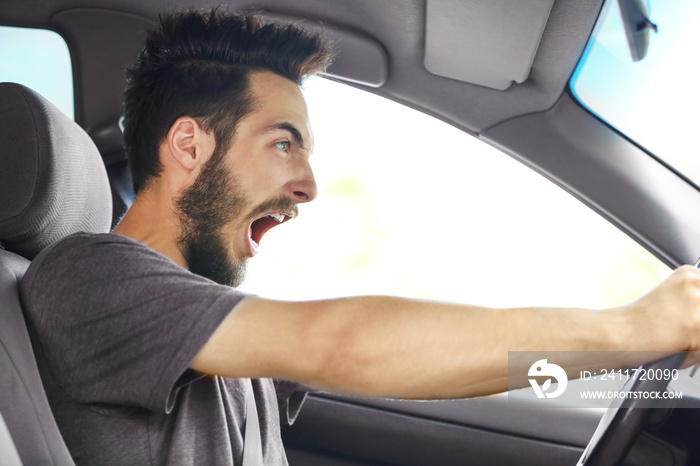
[{"left": 570, "top": 0, "right": 700, "bottom": 186}]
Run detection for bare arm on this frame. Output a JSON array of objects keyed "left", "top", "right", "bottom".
[{"left": 191, "top": 265, "right": 700, "bottom": 399}]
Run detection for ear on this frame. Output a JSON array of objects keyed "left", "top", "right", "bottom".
[{"left": 164, "top": 117, "right": 215, "bottom": 174}]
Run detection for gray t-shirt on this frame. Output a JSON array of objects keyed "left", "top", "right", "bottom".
[{"left": 20, "top": 232, "right": 305, "bottom": 465}]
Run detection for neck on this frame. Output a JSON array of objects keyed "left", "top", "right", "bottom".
[{"left": 113, "top": 185, "right": 188, "bottom": 268}]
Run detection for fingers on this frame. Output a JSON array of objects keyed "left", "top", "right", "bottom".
[{"left": 671, "top": 265, "right": 700, "bottom": 352}]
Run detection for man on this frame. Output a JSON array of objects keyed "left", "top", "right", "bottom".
[{"left": 19, "top": 8, "right": 700, "bottom": 465}]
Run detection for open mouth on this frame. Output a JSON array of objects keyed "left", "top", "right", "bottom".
[{"left": 247, "top": 211, "right": 294, "bottom": 255}]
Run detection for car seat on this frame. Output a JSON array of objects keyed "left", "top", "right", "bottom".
[{"left": 0, "top": 82, "right": 112, "bottom": 465}]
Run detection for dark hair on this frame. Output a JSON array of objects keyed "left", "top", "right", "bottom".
[{"left": 123, "top": 9, "right": 332, "bottom": 193}]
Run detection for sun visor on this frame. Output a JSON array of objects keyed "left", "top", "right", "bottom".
[
  {"left": 424, "top": 0, "right": 555, "bottom": 90},
  {"left": 259, "top": 12, "right": 388, "bottom": 88}
]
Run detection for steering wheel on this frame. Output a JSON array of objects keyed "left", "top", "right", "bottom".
[{"left": 577, "top": 352, "right": 686, "bottom": 465}]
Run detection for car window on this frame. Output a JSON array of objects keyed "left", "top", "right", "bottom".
[
  {"left": 570, "top": 0, "right": 700, "bottom": 187},
  {"left": 239, "top": 76, "right": 670, "bottom": 310},
  {"left": 0, "top": 25, "right": 73, "bottom": 119}
]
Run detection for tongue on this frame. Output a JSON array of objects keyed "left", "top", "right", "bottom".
[{"left": 250, "top": 216, "right": 279, "bottom": 245}]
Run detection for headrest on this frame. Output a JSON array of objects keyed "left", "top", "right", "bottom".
[{"left": 0, "top": 83, "right": 112, "bottom": 259}]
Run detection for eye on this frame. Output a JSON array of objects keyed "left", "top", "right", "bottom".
[{"left": 274, "top": 140, "right": 290, "bottom": 152}]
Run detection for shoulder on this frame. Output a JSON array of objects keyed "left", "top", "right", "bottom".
[
  {"left": 24, "top": 232, "right": 144, "bottom": 285},
  {"left": 21, "top": 230, "right": 248, "bottom": 346},
  {"left": 20, "top": 232, "right": 189, "bottom": 312},
  {"left": 27, "top": 231, "right": 153, "bottom": 267}
]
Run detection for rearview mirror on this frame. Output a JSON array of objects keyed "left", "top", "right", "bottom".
[{"left": 618, "top": 0, "right": 658, "bottom": 62}]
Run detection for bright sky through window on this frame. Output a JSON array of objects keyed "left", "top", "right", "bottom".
[
  {"left": 0, "top": 25, "right": 74, "bottom": 119},
  {"left": 571, "top": 0, "right": 700, "bottom": 187}
]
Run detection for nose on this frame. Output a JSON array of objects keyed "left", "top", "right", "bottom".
[{"left": 289, "top": 161, "right": 318, "bottom": 203}]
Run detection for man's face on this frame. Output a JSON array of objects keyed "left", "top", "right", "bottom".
[{"left": 177, "top": 70, "right": 317, "bottom": 286}]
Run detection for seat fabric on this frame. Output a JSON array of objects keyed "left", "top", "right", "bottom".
[
  {"left": 0, "top": 82, "right": 113, "bottom": 465},
  {"left": 0, "top": 250, "right": 74, "bottom": 465}
]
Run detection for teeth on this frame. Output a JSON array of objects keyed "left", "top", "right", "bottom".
[
  {"left": 251, "top": 239, "right": 259, "bottom": 250},
  {"left": 269, "top": 213, "right": 285, "bottom": 222}
]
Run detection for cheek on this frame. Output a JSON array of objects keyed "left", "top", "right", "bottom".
[
  {"left": 227, "top": 143, "right": 292, "bottom": 198},
  {"left": 244, "top": 161, "right": 289, "bottom": 196}
]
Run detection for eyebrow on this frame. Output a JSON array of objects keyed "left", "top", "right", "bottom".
[{"left": 265, "top": 122, "right": 311, "bottom": 152}]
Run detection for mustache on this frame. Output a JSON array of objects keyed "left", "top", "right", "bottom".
[{"left": 241, "top": 196, "right": 299, "bottom": 225}]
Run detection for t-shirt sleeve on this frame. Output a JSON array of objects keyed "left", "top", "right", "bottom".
[{"left": 21, "top": 233, "right": 248, "bottom": 413}]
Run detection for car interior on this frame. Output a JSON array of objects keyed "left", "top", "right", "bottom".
[{"left": 2, "top": 0, "right": 700, "bottom": 465}]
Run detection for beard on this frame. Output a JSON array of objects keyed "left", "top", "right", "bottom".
[
  {"left": 174, "top": 147, "right": 299, "bottom": 287},
  {"left": 175, "top": 147, "right": 249, "bottom": 287}
]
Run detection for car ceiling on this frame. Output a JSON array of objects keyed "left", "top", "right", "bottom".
[
  {"left": 3, "top": 0, "right": 700, "bottom": 266},
  {"left": 0, "top": 0, "right": 601, "bottom": 133}
]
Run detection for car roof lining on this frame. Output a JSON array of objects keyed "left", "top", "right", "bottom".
[{"left": 0, "top": 0, "right": 603, "bottom": 134}]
